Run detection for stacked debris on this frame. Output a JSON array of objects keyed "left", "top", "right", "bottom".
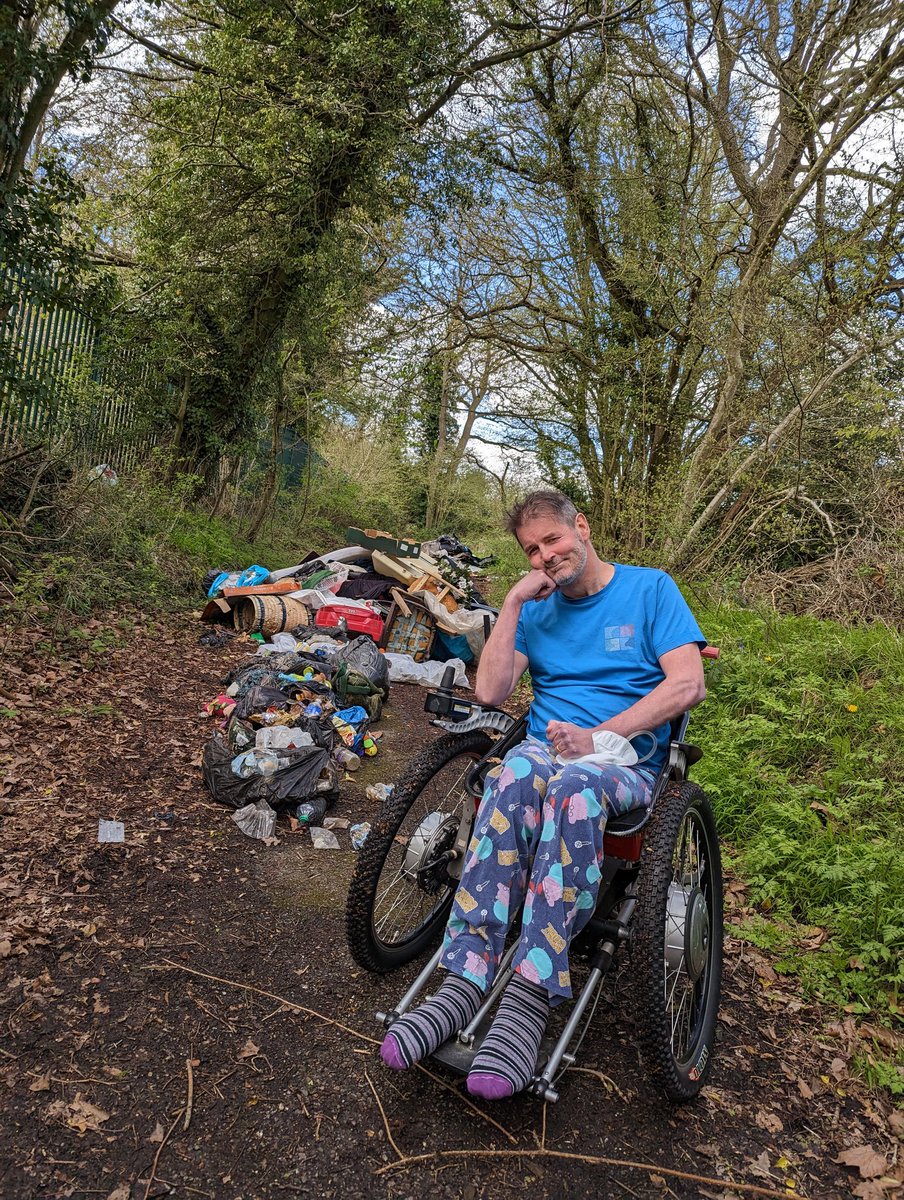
[
  {"left": 198, "top": 526, "right": 496, "bottom": 843},
  {"left": 199, "top": 526, "right": 498, "bottom": 678},
  {"left": 201, "top": 630, "right": 389, "bottom": 837}
]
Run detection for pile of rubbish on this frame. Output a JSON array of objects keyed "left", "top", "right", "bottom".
[
  {"left": 199, "top": 526, "right": 497, "bottom": 681},
  {"left": 202, "top": 632, "right": 389, "bottom": 837},
  {"left": 198, "top": 527, "right": 497, "bottom": 846}
]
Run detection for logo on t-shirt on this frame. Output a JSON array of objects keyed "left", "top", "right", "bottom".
[{"left": 604, "top": 624, "right": 635, "bottom": 652}]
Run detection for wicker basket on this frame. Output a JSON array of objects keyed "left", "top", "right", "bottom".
[{"left": 234, "top": 595, "right": 311, "bottom": 636}]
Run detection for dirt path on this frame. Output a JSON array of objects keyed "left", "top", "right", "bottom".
[{"left": 0, "top": 615, "right": 900, "bottom": 1200}]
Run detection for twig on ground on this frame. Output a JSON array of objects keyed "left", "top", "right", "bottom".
[
  {"left": 411, "top": 1062, "right": 517, "bottom": 1145},
  {"left": 183, "top": 1058, "right": 194, "bottom": 1131},
  {"left": 143, "top": 1106, "right": 185, "bottom": 1200},
  {"left": 155, "top": 958, "right": 518, "bottom": 1145},
  {"left": 567, "top": 1065, "right": 630, "bottom": 1103},
  {"left": 375, "top": 1148, "right": 802, "bottom": 1198},
  {"left": 156, "top": 1179, "right": 212, "bottom": 1198},
  {"left": 156, "top": 959, "right": 379, "bottom": 1044},
  {"left": 364, "top": 1069, "right": 403, "bottom": 1160},
  {"left": 192, "top": 996, "right": 237, "bottom": 1032}
]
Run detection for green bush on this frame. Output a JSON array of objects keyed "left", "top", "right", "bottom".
[
  {"left": 691, "top": 603, "right": 904, "bottom": 1017},
  {"left": 11, "top": 469, "right": 289, "bottom": 617}
]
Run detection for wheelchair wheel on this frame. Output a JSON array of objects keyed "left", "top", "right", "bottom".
[
  {"left": 630, "top": 780, "right": 723, "bottom": 1102},
  {"left": 345, "top": 730, "right": 492, "bottom": 973}
]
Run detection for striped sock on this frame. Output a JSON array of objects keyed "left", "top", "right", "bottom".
[
  {"left": 380, "top": 974, "right": 482, "bottom": 1070},
  {"left": 467, "top": 974, "right": 549, "bottom": 1099}
]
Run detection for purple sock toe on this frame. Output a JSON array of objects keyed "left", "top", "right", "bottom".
[
  {"left": 467, "top": 1072, "right": 515, "bottom": 1100},
  {"left": 380, "top": 1034, "right": 407, "bottom": 1071}
]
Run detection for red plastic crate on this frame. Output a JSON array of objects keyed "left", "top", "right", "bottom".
[{"left": 315, "top": 603, "right": 384, "bottom": 641}]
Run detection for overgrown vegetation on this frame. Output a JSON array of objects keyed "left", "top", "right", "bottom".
[{"left": 692, "top": 607, "right": 904, "bottom": 1028}]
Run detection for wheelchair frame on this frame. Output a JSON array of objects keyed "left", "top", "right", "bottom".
[{"left": 347, "top": 664, "right": 723, "bottom": 1104}]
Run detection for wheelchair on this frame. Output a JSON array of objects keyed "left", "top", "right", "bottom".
[{"left": 345, "top": 654, "right": 723, "bottom": 1104}]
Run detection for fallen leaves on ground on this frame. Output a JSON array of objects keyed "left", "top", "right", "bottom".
[
  {"left": 46, "top": 1093, "right": 110, "bottom": 1133},
  {"left": 836, "top": 1144, "right": 889, "bottom": 1179}
]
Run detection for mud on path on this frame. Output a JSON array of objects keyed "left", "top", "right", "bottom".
[{"left": 0, "top": 615, "right": 900, "bottom": 1200}]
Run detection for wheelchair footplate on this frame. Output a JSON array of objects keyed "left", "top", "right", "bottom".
[{"left": 377, "top": 896, "right": 636, "bottom": 1103}]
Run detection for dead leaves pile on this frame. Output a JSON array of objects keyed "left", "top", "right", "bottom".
[{"left": 45, "top": 1093, "right": 110, "bottom": 1134}]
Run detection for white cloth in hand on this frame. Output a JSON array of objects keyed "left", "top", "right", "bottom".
[{"left": 555, "top": 729, "right": 639, "bottom": 769}]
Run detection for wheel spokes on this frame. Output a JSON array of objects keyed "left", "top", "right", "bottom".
[
  {"left": 369, "top": 756, "right": 475, "bottom": 947},
  {"left": 663, "top": 808, "right": 714, "bottom": 1064}
]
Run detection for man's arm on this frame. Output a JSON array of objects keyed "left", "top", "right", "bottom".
[
  {"left": 547, "top": 643, "right": 706, "bottom": 758},
  {"left": 474, "top": 570, "right": 552, "bottom": 706}
]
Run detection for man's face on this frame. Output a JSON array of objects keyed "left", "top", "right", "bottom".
[{"left": 516, "top": 513, "right": 590, "bottom": 588}]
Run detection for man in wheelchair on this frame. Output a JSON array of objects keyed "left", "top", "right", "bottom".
[{"left": 379, "top": 489, "right": 707, "bottom": 1100}]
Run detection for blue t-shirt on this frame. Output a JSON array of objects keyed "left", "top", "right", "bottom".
[{"left": 514, "top": 564, "right": 706, "bottom": 772}]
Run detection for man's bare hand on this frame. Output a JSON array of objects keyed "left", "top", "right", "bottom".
[
  {"left": 546, "top": 721, "right": 594, "bottom": 758},
  {"left": 509, "top": 569, "right": 557, "bottom": 605}
]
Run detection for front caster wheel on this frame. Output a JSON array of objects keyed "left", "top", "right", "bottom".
[
  {"left": 345, "top": 730, "right": 491, "bottom": 973},
  {"left": 630, "top": 780, "right": 723, "bottom": 1102}
]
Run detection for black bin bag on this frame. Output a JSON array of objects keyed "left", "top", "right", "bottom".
[{"left": 202, "top": 733, "right": 330, "bottom": 811}]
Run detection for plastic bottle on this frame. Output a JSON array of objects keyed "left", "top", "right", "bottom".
[
  {"left": 362, "top": 734, "right": 378, "bottom": 757},
  {"left": 295, "top": 797, "right": 328, "bottom": 826},
  {"left": 232, "top": 749, "right": 280, "bottom": 778},
  {"left": 334, "top": 746, "right": 361, "bottom": 772}
]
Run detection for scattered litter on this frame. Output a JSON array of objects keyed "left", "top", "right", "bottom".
[
  {"left": 295, "top": 797, "right": 328, "bottom": 826},
  {"left": 255, "top": 726, "right": 313, "bottom": 750},
  {"left": 197, "top": 527, "right": 496, "bottom": 844},
  {"left": 98, "top": 819, "right": 124, "bottom": 843},
  {"left": 231, "top": 799, "right": 277, "bottom": 840},
  {"left": 310, "top": 826, "right": 340, "bottom": 849},
  {"left": 259, "top": 631, "right": 299, "bottom": 654},
  {"left": 199, "top": 627, "right": 235, "bottom": 648},
  {"left": 334, "top": 746, "right": 360, "bottom": 771},
  {"left": 350, "top": 821, "right": 371, "bottom": 850},
  {"left": 365, "top": 783, "right": 393, "bottom": 803},
  {"left": 385, "top": 654, "right": 469, "bottom": 688},
  {"left": 231, "top": 748, "right": 280, "bottom": 778},
  {"left": 88, "top": 463, "right": 118, "bottom": 486}
]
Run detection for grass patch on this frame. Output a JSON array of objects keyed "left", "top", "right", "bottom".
[{"left": 692, "top": 603, "right": 904, "bottom": 1020}]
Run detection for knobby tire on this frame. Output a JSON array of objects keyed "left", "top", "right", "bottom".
[{"left": 630, "top": 779, "right": 723, "bottom": 1102}]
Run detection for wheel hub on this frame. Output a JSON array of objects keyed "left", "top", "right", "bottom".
[
  {"left": 665, "top": 883, "right": 710, "bottom": 981},
  {"left": 401, "top": 812, "right": 459, "bottom": 894},
  {"left": 683, "top": 887, "right": 710, "bottom": 981}
]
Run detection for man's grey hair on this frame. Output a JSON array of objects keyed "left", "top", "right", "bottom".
[{"left": 504, "top": 489, "right": 579, "bottom": 535}]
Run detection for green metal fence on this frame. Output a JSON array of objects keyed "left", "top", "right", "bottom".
[{"left": 0, "top": 261, "right": 159, "bottom": 471}]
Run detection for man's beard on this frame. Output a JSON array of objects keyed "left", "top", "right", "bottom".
[{"left": 547, "top": 538, "right": 588, "bottom": 587}]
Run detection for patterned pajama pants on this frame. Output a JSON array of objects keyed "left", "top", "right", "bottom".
[{"left": 440, "top": 740, "right": 656, "bottom": 1001}]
